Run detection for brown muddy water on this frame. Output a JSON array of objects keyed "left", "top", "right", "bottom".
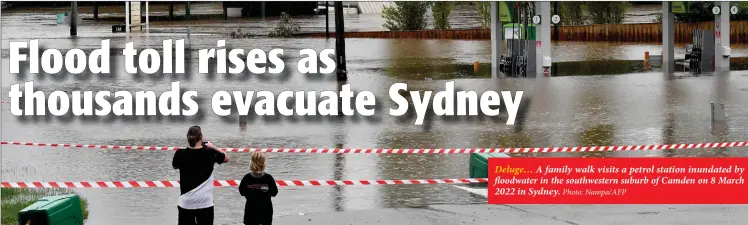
[{"left": 4, "top": 4, "right": 748, "bottom": 225}]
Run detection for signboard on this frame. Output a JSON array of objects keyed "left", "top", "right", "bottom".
[
  {"left": 112, "top": 25, "right": 126, "bottom": 33},
  {"left": 499, "top": 2, "right": 512, "bottom": 23},
  {"left": 504, "top": 27, "right": 521, "bottom": 40},
  {"left": 551, "top": 15, "right": 561, "bottom": 24},
  {"left": 672, "top": 2, "right": 686, "bottom": 14},
  {"left": 716, "top": 21, "right": 721, "bottom": 45}
]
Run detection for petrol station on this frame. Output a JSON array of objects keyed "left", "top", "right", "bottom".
[{"left": 489, "top": 1, "right": 743, "bottom": 78}]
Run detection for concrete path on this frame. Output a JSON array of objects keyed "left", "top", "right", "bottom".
[
  {"left": 275, "top": 203, "right": 748, "bottom": 225},
  {"left": 274, "top": 186, "right": 748, "bottom": 225}
]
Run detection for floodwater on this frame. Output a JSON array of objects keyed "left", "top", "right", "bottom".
[{"left": 3, "top": 4, "right": 748, "bottom": 225}]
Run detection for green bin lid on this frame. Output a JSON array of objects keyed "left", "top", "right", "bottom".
[
  {"left": 474, "top": 153, "right": 510, "bottom": 158},
  {"left": 20, "top": 194, "right": 78, "bottom": 212}
]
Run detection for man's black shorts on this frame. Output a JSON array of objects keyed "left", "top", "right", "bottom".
[{"left": 178, "top": 206, "right": 214, "bottom": 225}]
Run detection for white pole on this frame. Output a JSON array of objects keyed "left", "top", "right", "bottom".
[
  {"left": 538, "top": 2, "right": 551, "bottom": 76},
  {"left": 662, "top": 2, "right": 674, "bottom": 73},
  {"left": 716, "top": 1, "right": 730, "bottom": 71},
  {"left": 146, "top": 1, "right": 150, "bottom": 32},
  {"left": 490, "top": 2, "right": 502, "bottom": 79},
  {"left": 125, "top": 1, "right": 130, "bottom": 33}
]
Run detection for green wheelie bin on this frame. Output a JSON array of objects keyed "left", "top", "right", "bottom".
[
  {"left": 469, "top": 153, "right": 509, "bottom": 178},
  {"left": 18, "top": 194, "right": 83, "bottom": 225}
]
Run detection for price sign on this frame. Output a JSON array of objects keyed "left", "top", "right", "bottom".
[{"left": 551, "top": 15, "right": 561, "bottom": 24}]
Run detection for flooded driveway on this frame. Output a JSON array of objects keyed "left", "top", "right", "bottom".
[{"left": 3, "top": 4, "right": 748, "bottom": 225}]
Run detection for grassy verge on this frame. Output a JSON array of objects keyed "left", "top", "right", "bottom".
[{"left": 1, "top": 188, "right": 88, "bottom": 225}]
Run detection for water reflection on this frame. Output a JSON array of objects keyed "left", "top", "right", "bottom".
[
  {"left": 477, "top": 132, "right": 534, "bottom": 149},
  {"left": 478, "top": 132, "right": 534, "bottom": 159},
  {"left": 331, "top": 81, "right": 347, "bottom": 212},
  {"left": 553, "top": 60, "right": 649, "bottom": 76},
  {"left": 578, "top": 124, "right": 616, "bottom": 158},
  {"left": 661, "top": 74, "right": 679, "bottom": 157},
  {"left": 575, "top": 75, "right": 615, "bottom": 158},
  {"left": 731, "top": 58, "right": 748, "bottom": 71},
  {"left": 376, "top": 131, "right": 448, "bottom": 208},
  {"left": 369, "top": 58, "right": 748, "bottom": 80},
  {"left": 710, "top": 71, "right": 730, "bottom": 157},
  {"left": 385, "top": 40, "right": 456, "bottom": 81},
  {"left": 239, "top": 115, "right": 248, "bottom": 131},
  {"left": 332, "top": 145, "right": 345, "bottom": 212}
]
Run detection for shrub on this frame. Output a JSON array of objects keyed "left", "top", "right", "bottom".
[
  {"left": 559, "top": 2, "right": 587, "bottom": 25},
  {"left": 382, "top": 2, "right": 430, "bottom": 31},
  {"left": 432, "top": 2, "right": 456, "bottom": 29},
  {"left": 673, "top": 2, "right": 715, "bottom": 23},
  {"left": 268, "top": 12, "right": 300, "bottom": 37},
  {"left": 231, "top": 28, "right": 254, "bottom": 39},
  {"left": 586, "top": 2, "right": 628, "bottom": 24},
  {"left": 475, "top": 2, "right": 491, "bottom": 28}
]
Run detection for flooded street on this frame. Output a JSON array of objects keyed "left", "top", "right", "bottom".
[{"left": 4, "top": 3, "right": 748, "bottom": 225}]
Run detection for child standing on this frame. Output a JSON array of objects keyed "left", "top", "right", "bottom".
[{"left": 239, "top": 152, "right": 278, "bottom": 225}]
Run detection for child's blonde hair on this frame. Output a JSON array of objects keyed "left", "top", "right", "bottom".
[{"left": 250, "top": 152, "right": 266, "bottom": 173}]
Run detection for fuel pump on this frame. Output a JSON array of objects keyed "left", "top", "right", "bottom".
[
  {"left": 684, "top": 29, "right": 714, "bottom": 73},
  {"left": 685, "top": 44, "right": 698, "bottom": 72},
  {"left": 499, "top": 54, "right": 510, "bottom": 74},
  {"left": 516, "top": 48, "right": 528, "bottom": 77},
  {"left": 497, "top": 6, "right": 537, "bottom": 78},
  {"left": 500, "top": 35, "right": 535, "bottom": 77}
]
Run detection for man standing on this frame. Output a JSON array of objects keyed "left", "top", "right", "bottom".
[{"left": 173, "top": 126, "right": 230, "bottom": 225}]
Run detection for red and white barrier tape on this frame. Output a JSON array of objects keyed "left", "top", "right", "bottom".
[
  {"left": 2, "top": 141, "right": 747, "bottom": 154},
  {"left": 1, "top": 178, "right": 488, "bottom": 188}
]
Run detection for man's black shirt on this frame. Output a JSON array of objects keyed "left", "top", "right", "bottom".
[{"left": 172, "top": 146, "right": 226, "bottom": 195}]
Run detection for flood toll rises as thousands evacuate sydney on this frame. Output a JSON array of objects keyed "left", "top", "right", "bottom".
[{"left": 8, "top": 81, "right": 524, "bottom": 126}]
